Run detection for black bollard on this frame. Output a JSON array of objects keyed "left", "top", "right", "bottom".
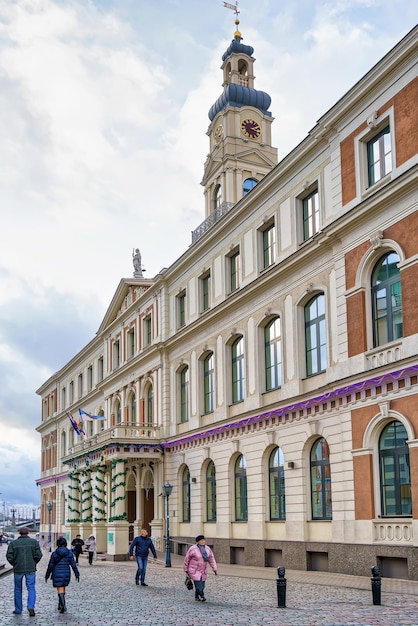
[
  {"left": 371, "top": 565, "right": 381, "bottom": 605},
  {"left": 276, "top": 566, "right": 286, "bottom": 608}
]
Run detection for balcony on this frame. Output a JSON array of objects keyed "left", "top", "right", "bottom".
[
  {"left": 66, "top": 423, "right": 161, "bottom": 459},
  {"left": 373, "top": 519, "right": 413, "bottom": 544},
  {"left": 191, "top": 202, "right": 234, "bottom": 243}
]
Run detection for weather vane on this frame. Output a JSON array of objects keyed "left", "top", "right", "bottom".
[{"left": 223, "top": 1, "right": 240, "bottom": 20}]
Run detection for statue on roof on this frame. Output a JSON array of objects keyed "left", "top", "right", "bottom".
[{"left": 132, "top": 248, "right": 143, "bottom": 278}]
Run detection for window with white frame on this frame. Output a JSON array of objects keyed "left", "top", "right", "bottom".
[
  {"left": 302, "top": 187, "right": 320, "bottom": 241},
  {"left": 367, "top": 126, "right": 392, "bottom": 187},
  {"left": 227, "top": 248, "right": 240, "bottom": 293},
  {"left": 180, "top": 366, "right": 189, "bottom": 423},
  {"left": 231, "top": 336, "right": 245, "bottom": 403},
  {"left": 371, "top": 251, "right": 402, "bottom": 347},
  {"left": 206, "top": 460, "right": 217, "bottom": 522},
  {"left": 305, "top": 294, "right": 327, "bottom": 376},
  {"left": 200, "top": 271, "right": 211, "bottom": 312},
  {"left": 260, "top": 220, "right": 276, "bottom": 270},
  {"left": 177, "top": 291, "right": 186, "bottom": 328},
  {"left": 379, "top": 420, "right": 411, "bottom": 517},
  {"left": 243, "top": 177, "right": 258, "bottom": 196},
  {"left": 203, "top": 352, "right": 215, "bottom": 414},
  {"left": 265, "top": 317, "right": 282, "bottom": 391}
]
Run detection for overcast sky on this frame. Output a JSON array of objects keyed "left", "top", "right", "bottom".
[{"left": 0, "top": 0, "right": 416, "bottom": 511}]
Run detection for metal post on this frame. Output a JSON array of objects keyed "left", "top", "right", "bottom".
[
  {"left": 162, "top": 482, "right": 173, "bottom": 568},
  {"left": 371, "top": 565, "right": 381, "bottom": 605},
  {"left": 276, "top": 566, "right": 287, "bottom": 608},
  {"left": 47, "top": 502, "right": 53, "bottom": 552}
]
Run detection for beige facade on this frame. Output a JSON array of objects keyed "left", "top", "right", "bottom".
[{"left": 37, "top": 26, "right": 418, "bottom": 578}]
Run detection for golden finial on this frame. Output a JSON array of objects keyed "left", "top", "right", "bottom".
[{"left": 223, "top": 1, "right": 241, "bottom": 37}]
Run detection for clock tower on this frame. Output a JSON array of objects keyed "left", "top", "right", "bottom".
[{"left": 201, "top": 18, "right": 278, "bottom": 219}]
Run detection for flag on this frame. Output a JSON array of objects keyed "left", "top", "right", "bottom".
[
  {"left": 67, "top": 412, "right": 85, "bottom": 436},
  {"left": 79, "top": 408, "right": 104, "bottom": 420}
]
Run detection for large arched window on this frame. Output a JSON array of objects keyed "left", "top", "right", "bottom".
[
  {"left": 305, "top": 294, "right": 326, "bottom": 376},
  {"left": 115, "top": 399, "right": 122, "bottom": 425},
  {"left": 232, "top": 336, "right": 245, "bottom": 403},
  {"left": 265, "top": 317, "right": 282, "bottom": 391},
  {"left": 146, "top": 386, "right": 153, "bottom": 426},
  {"left": 235, "top": 454, "right": 248, "bottom": 521},
  {"left": 379, "top": 421, "right": 411, "bottom": 517},
  {"left": 269, "top": 447, "right": 285, "bottom": 520},
  {"left": 129, "top": 393, "right": 136, "bottom": 425},
  {"left": 182, "top": 467, "right": 191, "bottom": 522},
  {"left": 203, "top": 353, "right": 215, "bottom": 414},
  {"left": 371, "top": 252, "right": 402, "bottom": 347},
  {"left": 243, "top": 177, "right": 258, "bottom": 196},
  {"left": 180, "top": 366, "right": 189, "bottom": 423},
  {"left": 206, "top": 461, "right": 217, "bottom": 522},
  {"left": 310, "top": 438, "right": 332, "bottom": 520}
]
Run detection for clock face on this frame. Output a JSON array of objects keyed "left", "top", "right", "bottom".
[
  {"left": 214, "top": 124, "right": 224, "bottom": 144},
  {"left": 241, "top": 118, "right": 261, "bottom": 139}
]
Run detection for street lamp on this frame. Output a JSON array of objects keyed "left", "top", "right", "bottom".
[
  {"left": 47, "top": 502, "right": 53, "bottom": 552},
  {"left": 162, "top": 481, "right": 173, "bottom": 568}
]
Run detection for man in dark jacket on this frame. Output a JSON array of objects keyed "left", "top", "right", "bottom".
[
  {"left": 6, "top": 527, "right": 43, "bottom": 616},
  {"left": 70, "top": 534, "right": 84, "bottom": 563},
  {"left": 129, "top": 528, "right": 157, "bottom": 586}
]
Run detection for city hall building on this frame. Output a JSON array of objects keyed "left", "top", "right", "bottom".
[{"left": 37, "top": 24, "right": 418, "bottom": 579}]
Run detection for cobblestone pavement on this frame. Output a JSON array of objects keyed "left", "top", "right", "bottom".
[{"left": 1, "top": 544, "right": 418, "bottom": 626}]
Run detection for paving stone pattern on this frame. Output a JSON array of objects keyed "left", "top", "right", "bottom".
[{"left": 1, "top": 544, "right": 418, "bottom": 626}]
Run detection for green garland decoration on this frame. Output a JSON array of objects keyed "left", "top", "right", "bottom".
[
  {"left": 111, "top": 481, "right": 126, "bottom": 492},
  {"left": 108, "top": 513, "right": 127, "bottom": 522}
]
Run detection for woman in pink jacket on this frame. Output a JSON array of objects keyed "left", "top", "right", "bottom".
[{"left": 183, "top": 535, "right": 217, "bottom": 602}]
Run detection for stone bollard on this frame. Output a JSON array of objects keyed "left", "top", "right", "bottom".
[
  {"left": 371, "top": 565, "right": 381, "bottom": 605},
  {"left": 276, "top": 566, "right": 286, "bottom": 608}
]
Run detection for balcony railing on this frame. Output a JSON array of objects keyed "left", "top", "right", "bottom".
[
  {"left": 191, "top": 202, "right": 234, "bottom": 243},
  {"left": 66, "top": 423, "right": 161, "bottom": 457}
]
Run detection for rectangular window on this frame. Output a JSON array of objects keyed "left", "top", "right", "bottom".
[
  {"left": 98, "top": 357, "right": 104, "bottom": 382},
  {"left": 367, "top": 126, "right": 392, "bottom": 186},
  {"left": 180, "top": 367, "right": 189, "bottom": 423},
  {"left": 87, "top": 366, "right": 93, "bottom": 391},
  {"left": 203, "top": 354, "right": 215, "bottom": 414},
  {"left": 262, "top": 222, "right": 276, "bottom": 269},
  {"left": 78, "top": 374, "right": 83, "bottom": 398},
  {"left": 69, "top": 381, "right": 74, "bottom": 404},
  {"left": 228, "top": 250, "right": 240, "bottom": 292},
  {"left": 113, "top": 340, "right": 120, "bottom": 368},
  {"left": 144, "top": 316, "right": 152, "bottom": 346},
  {"left": 302, "top": 188, "right": 320, "bottom": 240},
  {"left": 61, "top": 387, "right": 66, "bottom": 410},
  {"left": 200, "top": 272, "right": 211, "bottom": 312},
  {"left": 128, "top": 327, "right": 135, "bottom": 357},
  {"left": 177, "top": 291, "right": 186, "bottom": 328}
]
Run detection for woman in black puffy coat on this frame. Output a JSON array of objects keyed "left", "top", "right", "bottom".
[{"left": 45, "top": 537, "right": 80, "bottom": 613}]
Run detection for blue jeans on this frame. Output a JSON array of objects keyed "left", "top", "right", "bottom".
[
  {"left": 135, "top": 556, "right": 148, "bottom": 584},
  {"left": 13, "top": 572, "right": 36, "bottom": 613},
  {"left": 194, "top": 577, "right": 205, "bottom": 597}
]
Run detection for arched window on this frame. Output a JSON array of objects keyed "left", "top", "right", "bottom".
[
  {"left": 371, "top": 252, "right": 402, "bottom": 347},
  {"left": 203, "top": 353, "right": 215, "bottom": 414},
  {"left": 182, "top": 467, "right": 191, "bottom": 522},
  {"left": 379, "top": 421, "right": 411, "bottom": 517},
  {"left": 129, "top": 393, "right": 136, "bottom": 425},
  {"left": 180, "top": 366, "right": 189, "bottom": 423},
  {"left": 310, "top": 438, "right": 332, "bottom": 520},
  {"left": 206, "top": 461, "right": 217, "bottom": 522},
  {"left": 305, "top": 294, "right": 326, "bottom": 376},
  {"left": 265, "top": 318, "right": 282, "bottom": 391},
  {"left": 235, "top": 454, "right": 248, "bottom": 521},
  {"left": 243, "top": 177, "right": 258, "bottom": 195},
  {"left": 232, "top": 336, "right": 245, "bottom": 403},
  {"left": 146, "top": 386, "right": 153, "bottom": 427},
  {"left": 214, "top": 184, "right": 222, "bottom": 212},
  {"left": 115, "top": 400, "right": 121, "bottom": 425},
  {"left": 269, "top": 447, "right": 285, "bottom": 520}
]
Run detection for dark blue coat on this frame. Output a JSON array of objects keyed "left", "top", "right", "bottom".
[
  {"left": 129, "top": 535, "right": 157, "bottom": 559},
  {"left": 45, "top": 546, "right": 80, "bottom": 587}
]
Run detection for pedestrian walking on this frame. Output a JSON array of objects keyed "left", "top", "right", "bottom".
[
  {"left": 183, "top": 535, "right": 217, "bottom": 602},
  {"left": 45, "top": 537, "right": 80, "bottom": 613},
  {"left": 70, "top": 534, "right": 84, "bottom": 563},
  {"left": 6, "top": 526, "right": 43, "bottom": 617},
  {"left": 85, "top": 535, "right": 96, "bottom": 565},
  {"left": 129, "top": 528, "right": 157, "bottom": 586}
]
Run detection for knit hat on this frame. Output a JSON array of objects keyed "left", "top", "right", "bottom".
[{"left": 195, "top": 535, "right": 205, "bottom": 542}]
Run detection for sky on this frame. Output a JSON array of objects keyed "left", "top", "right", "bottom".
[{"left": 0, "top": 0, "right": 416, "bottom": 511}]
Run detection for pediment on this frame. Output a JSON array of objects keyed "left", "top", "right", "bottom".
[
  {"left": 97, "top": 278, "right": 154, "bottom": 334},
  {"left": 202, "top": 148, "right": 276, "bottom": 185}
]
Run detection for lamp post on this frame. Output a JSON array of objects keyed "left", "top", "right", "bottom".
[
  {"left": 47, "top": 502, "right": 53, "bottom": 552},
  {"left": 162, "top": 481, "right": 173, "bottom": 568}
]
